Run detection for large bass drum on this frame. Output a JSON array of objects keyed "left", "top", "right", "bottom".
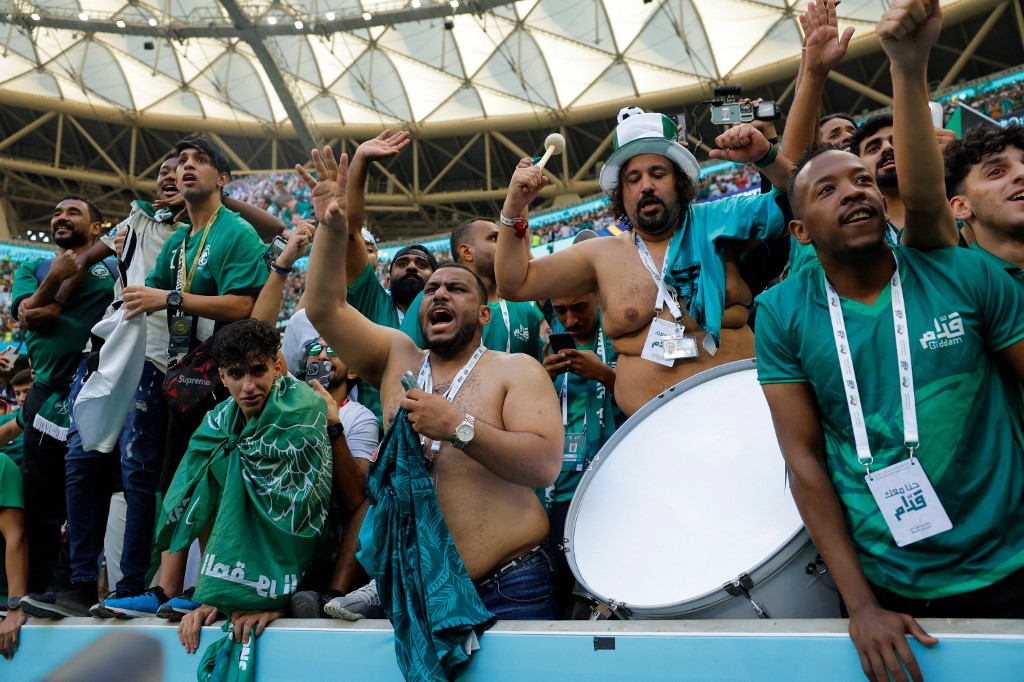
[{"left": 564, "top": 359, "right": 840, "bottom": 619}]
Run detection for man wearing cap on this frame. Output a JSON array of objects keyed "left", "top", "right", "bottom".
[{"left": 496, "top": 109, "right": 794, "bottom": 416}]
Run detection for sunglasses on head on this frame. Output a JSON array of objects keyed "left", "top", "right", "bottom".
[{"left": 306, "top": 342, "right": 335, "bottom": 357}]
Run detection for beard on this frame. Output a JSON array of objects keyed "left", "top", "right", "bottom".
[
  {"left": 327, "top": 371, "right": 346, "bottom": 393},
  {"left": 53, "top": 224, "right": 88, "bottom": 249},
  {"left": 631, "top": 196, "right": 681, "bottom": 234},
  {"left": 876, "top": 170, "right": 898, "bottom": 190},
  {"left": 423, "top": 310, "right": 479, "bottom": 358},
  {"left": 390, "top": 274, "right": 426, "bottom": 307}
]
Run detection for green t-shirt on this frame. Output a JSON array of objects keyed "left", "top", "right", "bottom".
[
  {"left": 11, "top": 256, "right": 115, "bottom": 387},
  {"left": 970, "top": 242, "right": 1024, "bottom": 289},
  {"left": 755, "top": 246, "right": 1024, "bottom": 599},
  {"left": 539, "top": 330, "right": 624, "bottom": 506},
  {"left": 400, "top": 292, "right": 545, "bottom": 361},
  {"left": 0, "top": 452, "right": 24, "bottom": 600},
  {"left": 0, "top": 413, "right": 24, "bottom": 467},
  {"left": 146, "top": 207, "right": 268, "bottom": 298}
]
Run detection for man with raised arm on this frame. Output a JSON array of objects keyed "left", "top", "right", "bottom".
[
  {"left": 301, "top": 148, "right": 563, "bottom": 621},
  {"left": 495, "top": 111, "right": 793, "bottom": 416},
  {"left": 755, "top": 3, "right": 1024, "bottom": 681}
]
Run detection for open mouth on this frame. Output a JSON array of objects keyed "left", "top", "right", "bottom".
[
  {"left": 427, "top": 306, "right": 455, "bottom": 333},
  {"left": 179, "top": 171, "right": 198, "bottom": 187},
  {"left": 638, "top": 197, "right": 664, "bottom": 216},
  {"left": 52, "top": 221, "right": 73, "bottom": 236},
  {"left": 1010, "top": 190, "right": 1024, "bottom": 202},
  {"left": 840, "top": 207, "right": 878, "bottom": 225},
  {"left": 877, "top": 154, "right": 896, "bottom": 174},
  {"left": 160, "top": 181, "right": 179, "bottom": 197}
]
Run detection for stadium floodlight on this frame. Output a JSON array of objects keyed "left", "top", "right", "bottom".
[
  {"left": 325, "top": 11, "right": 335, "bottom": 20},
  {"left": 78, "top": 11, "right": 88, "bottom": 20},
  {"left": 267, "top": 16, "right": 278, "bottom": 25},
  {"left": 363, "top": 12, "right": 372, "bottom": 20},
  {"left": 450, "top": 0, "right": 460, "bottom": 7},
  {"left": 295, "top": 20, "right": 303, "bottom": 29},
  {"left": 30, "top": 12, "right": 40, "bottom": 21},
  {"left": 116, "top": 20, "right": 126, "bottom": 27},
  {"left": 411, "top": 0, "right": 422, "bottom": 7},
  {"left": 148, "top": 18, "right": 157, "bottom": 26}
]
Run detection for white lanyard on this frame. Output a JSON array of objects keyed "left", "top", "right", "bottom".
[
  {"left": 498, "top": 299, "right": 511, "bottom": 353},
  {"left": 417, "top": 345, "right": 486, "bottom": 452},
  {"left": 633, "top": 233, "right": 683, "bottom": 323},
  {"left": 559, "top": 330, "right": 607, "bottom": 429},
  {"left": 825, "top": 255, "right": 918, "bottom": 473}
]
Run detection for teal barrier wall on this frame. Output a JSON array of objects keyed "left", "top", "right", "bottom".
[{"left": 5, "top": 618, "right": 1023, "bottom": 681}]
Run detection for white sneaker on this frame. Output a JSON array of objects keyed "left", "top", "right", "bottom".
[{"left": 324, "top": 580, "right": 385, "bottom": 620}]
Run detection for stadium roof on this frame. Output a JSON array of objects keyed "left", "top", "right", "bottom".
[{"left": 0, "top": 0, "right": 1020, "bottom": 239}]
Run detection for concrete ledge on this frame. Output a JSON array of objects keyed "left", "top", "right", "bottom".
[{"left": 5, "top": 618, "right": 1023, "bottom": 680}]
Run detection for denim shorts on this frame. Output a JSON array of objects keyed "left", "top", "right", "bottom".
[{"left": 476, "top": 547, "right": 556, "bottom": 620}]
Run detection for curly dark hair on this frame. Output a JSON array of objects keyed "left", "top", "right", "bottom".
[
  {"left": 212, "top": 319, "right": 280, "bottom": 368},
  {"left": 787, "top": 142, "right": 842, "bottom": 219},
  {"left": 944, "top": 123, "right": 1024, "bottom": 198},
  {"left": 849, "top": 114, "right": 893, "bottom": 157},
  {"left": 609, "top": 158, "right": 698, "bottom": 223}
]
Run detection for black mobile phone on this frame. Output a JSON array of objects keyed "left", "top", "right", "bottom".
[
  {"left": 263, "top": 236, "right": 288, "bottom": 271},
  {"left": 549, "top": 332, "right": 576, "bottom": 353},
  {"left": 306, "top": 359, "right": 331, "bottom": 388}
]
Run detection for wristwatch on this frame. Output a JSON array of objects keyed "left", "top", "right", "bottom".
[
  {"left": 451, "top": 413, "right": 475, "bottom": 450},
  {"left": 327, "top": 421, "right": 345, "bottom": 440},
  {"left": 166, "top": 289, "right": 184, "bottom": 312}
]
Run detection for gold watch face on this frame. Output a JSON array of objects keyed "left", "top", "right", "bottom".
[{"left": 456, "top": 423, "right": 474, "bottom": 442}]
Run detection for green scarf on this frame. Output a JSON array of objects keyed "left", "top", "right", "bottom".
[
  {"left": 197, "top": 621, "right": 256, "bottom": 682},
  {"left": 157, "top": 374, "right": 333, "bottom": 612},
  {"left": 368, "top": 410, "right": 496, "bottom": 681}
]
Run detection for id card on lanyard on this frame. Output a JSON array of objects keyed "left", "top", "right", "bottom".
[
  {"left": 825, "top": 256, "right": 952, "bottom": 547},
  {"left": 559, "top": 330, "right": 607, "bottom": 472},
  {"left": 633, "top": 233, "right": 699, "bottom": 366}
]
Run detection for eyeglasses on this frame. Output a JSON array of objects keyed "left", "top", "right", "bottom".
[{"left": 306, "top": 342, "right": 335, "bottom": 357}]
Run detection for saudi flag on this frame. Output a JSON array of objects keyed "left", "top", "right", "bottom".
[{"left": 946, "top": 102, "right": 1001, "bottom": 137}]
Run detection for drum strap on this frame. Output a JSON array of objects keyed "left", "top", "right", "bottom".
[{"left": 824, "top": 252, "right": 919, "bottom": 473}]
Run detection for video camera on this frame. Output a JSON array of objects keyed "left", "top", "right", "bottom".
[{"left": 709, "top": 85, "right": 781, "bottom": 126}]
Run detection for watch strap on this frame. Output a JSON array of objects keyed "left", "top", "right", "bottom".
[{"left": 327, "top": 421, "right": 345, "bottom": 440}]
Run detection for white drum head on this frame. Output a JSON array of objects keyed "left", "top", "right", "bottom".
[{"left": 567, "top": 361, "right": 803, "bottom": 611}]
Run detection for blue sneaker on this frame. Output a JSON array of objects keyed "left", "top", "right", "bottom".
[
  {"left": 156, "top": 587, "right": 200, "bottom": 621},
  {"left": 103, "top": 587, "right": 168, "bottom": 619}
]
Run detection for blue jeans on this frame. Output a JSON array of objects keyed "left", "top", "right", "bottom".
[
  {"left": 476, "top": 548, "right": 556, "bottom": 620},
  {"left": 65, "top": 361, "right": 166, "bottom": 592}
]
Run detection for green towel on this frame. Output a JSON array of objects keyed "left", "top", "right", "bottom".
[
  {"left": 197, "top": 621, "right": 256, "bottom": 682},
  {"left": 157, "top": 374, "right": 333, "bottom": 612},
  {"left": 368, "top": 410, "right": 496, "bottom": 681},
  {"left": 662, "top": 188, "right": 786, "bottom": 346}
]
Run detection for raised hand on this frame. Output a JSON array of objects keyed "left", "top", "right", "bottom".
[
  {"left": 877, "top": 0, "right": 942, "bottom": 70},
  {"left": 709, "top": 123, "right": 772, "bottom": 165},
  {"left": 355, "top": 129, "right": 411, "bottom": 162},
  {"left": 277, "top": 219, "right": 316, "bottom": 269},
  {"left": 801, "top": 0, "right": 855, "bottom": 77},
  {"left": 502, "top": 157, "right": 549, "bottom": 221},
  {"left": 295, "top": 147, "right": 348, "bottom": 225}
]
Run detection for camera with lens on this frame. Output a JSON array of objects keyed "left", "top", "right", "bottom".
[
  {"left": 710, "top": 85, "right": 781, "bottom": 126},
  {"left": 306, "top": 359, "right": 332, "bottom": 389}
]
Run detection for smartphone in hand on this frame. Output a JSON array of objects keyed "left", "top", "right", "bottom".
[{"left": 549, "top": 332, "right": 576, "bottom": 354}]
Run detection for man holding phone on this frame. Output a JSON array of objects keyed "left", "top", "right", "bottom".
[{"left": 541, "top": 292, "right": 623, "bottom": 615}]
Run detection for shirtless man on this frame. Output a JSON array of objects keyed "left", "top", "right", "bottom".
[
  {"left": 302, "top": 149, "right": 562, "bottom": 619},
  {"left": 496, "top": 110, "right": 793, "bottom": 415}
]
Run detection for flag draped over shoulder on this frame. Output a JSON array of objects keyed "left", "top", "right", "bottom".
[
  {"left": 156, "top": 374, "right": 333, "bottom": 613},
  {"left": 368, "top": 410, "right": 496, "bottom": 681}
]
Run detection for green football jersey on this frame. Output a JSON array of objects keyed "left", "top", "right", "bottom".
[{"left": 755, "top": 246, "right": 1024, "bottom": 599}]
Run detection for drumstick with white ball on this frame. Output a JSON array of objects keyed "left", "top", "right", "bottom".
[{"left": 523, "top": 133, "right": 566, "bottom": 193}]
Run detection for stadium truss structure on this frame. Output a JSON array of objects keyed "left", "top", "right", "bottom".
[{"left": 0, "top": 0, "right": 1022, "bottom": 239}]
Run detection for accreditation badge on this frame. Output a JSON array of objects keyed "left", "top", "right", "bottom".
[
  {"left": 641, "top": 318, "right": 681, "bottom": 367},
  {"left": 562, "top": 433, "right": 586, "bottom": 472},
  {"left": 864, "top": 458, "right": 953, "bottom": 547}
]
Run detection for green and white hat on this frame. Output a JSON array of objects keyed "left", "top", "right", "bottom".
[{"left": 599, "top": 107, "right": 701, "bottom": 196}]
